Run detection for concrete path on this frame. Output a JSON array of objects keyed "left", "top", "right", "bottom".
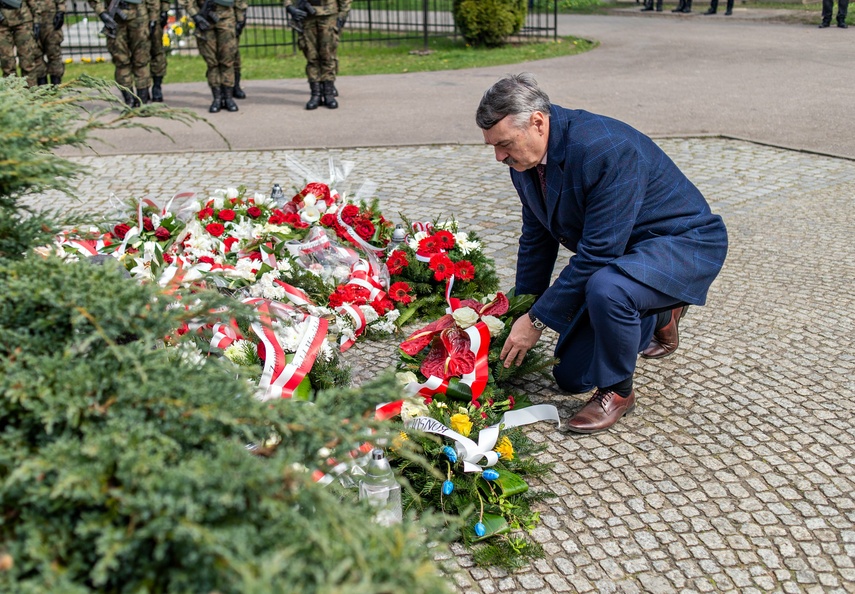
[{"left": 73, "top": 9, "right": 855, "bottom": 159}]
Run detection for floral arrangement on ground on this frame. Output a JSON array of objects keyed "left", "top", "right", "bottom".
[{"left": 41, "top": 158, "right": 561, "bottom": 568}]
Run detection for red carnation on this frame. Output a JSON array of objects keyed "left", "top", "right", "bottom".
[
  {"left": 433, "top": 230, "right": 455, "bottom": 250},
  {"left": 223, "top": 237, "right": 239, "bottom": 252},
  {"left": 248, "top": 251, "right": 262, "bottom": 261},
  {"left": 340, "top": 204, "right": 359, "bottom": 225},
  {"left": 386, "top": 250, "right": 409, "bottom": 275},
  {"left": 142, "top": 216, "right": 154, "bottom": 231},
  {"left": 355, "top": 220, "right": 375, "bottom": 241},
  {"left": 198, "top": 255, "right": 215, "bottom": 265},
  {"left": 205, "top": 223, "right": 225, "bottom": 237},
  {"left": 454, "top": 260, "right": 475, "bottom": 281},
  {"left": 247, "top": 206, "right": 262, "bottom": 219},
  {"left": 389, "top": 281, "right": 413, "bottom": 304},
  {"left": 218, "top": 209, "right": 236, "bottom": 222},
  {"left": 154, "top": 226, "right": 171, "bottom": 241},
  {"left": 429, "top": 253, "right": 455, "bottom": 281},
  {"left": 113, "top": 223, "right": 131, "bottom": 239},
  {"left": 197, "top": 207, "right": 214, "bottom": 220},
  {"left": 371, "top": 297, "right": 394, "bottom": 315},
  {"left": 418, "top": 235, "right": 441, "bottom": 255}
]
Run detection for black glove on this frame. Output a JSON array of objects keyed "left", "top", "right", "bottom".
[
  {"left": 192, "top": 13, "right": 211, "bottom": 31},
  {"left": 53, "top": 11, "right": 65, "bottom": 30},
  {"left": 335, "top": 13, "right": 347, "bottom": 32},
  {"left": 235, "top": 19, "right": 245, "bottom": 37},
  {"left": 33, "top": 22, "right": 40, "bottom": 38},
  {"left": 148, "top": 20, "right": 157, "bottom": 36},
  {"left": 286, "top": 5, "right": 307, "bottom": 22},
  {"left": 159, "top": 10, "right": 168, "bottom": 28},
  {"left": 99, "top": 11, "right": 118, "bottom": 36}
]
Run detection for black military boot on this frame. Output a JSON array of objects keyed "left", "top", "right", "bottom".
[
  {"left": 222, "top": 86, "right": 239, "bottom": 112},
  {"left": 681, "top": 0, "right": 692, "bottom": 11},
  {"left": 137, "top": 87, "right": 152, "bottom": 105},
  {"left": 209, "top": 86, "right": 222, "bottom": 113},
  {"left": 306, "top": 81, "right": 322, "bottom": 110},
  {"left": 671, "top": 0, "right": 685, "bottom": 11},
  {"left": 37, "top": 76, "right": 48, "bottom": 85},
  {"left": 152, "top": 76, "right": 164, "bottom": 102},
  {"left": 233, "top": 70, "right": 246, "bottom": 99},
  {"left": 49, "top": 75, "right": 62, "bottom": 85},
  {"left": 322, "top": 81, "right": 338, "bottom": 109},
  {"left": 641, "top": 0, "right": 654, "bottom": 11},
  {"left": 121, "top": 89, "right": 139, "bottom": 107}
]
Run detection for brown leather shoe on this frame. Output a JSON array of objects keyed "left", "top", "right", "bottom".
[
  {"left": 641, "top": 305, "right": 689, "bottom": 359},
  {"left": 566, "top": 389, "right": 636, "bottom": 434}
]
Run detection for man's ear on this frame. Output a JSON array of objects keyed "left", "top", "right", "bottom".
[{"left": 531, "top": 111, "right": 548, "bottom": 136}]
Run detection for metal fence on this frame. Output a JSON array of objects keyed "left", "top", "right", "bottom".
[{"left": 62, "top": 0, "right": 558, "bottom": 61}]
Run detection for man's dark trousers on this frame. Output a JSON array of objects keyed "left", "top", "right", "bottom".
[
  {"left": 552, "top": 265, "right": 682, "bottom": 394},
  {"left": 822, "top": 0, "right": 849, "bottom": 23}
]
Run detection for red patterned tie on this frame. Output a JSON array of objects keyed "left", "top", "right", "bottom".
[{"left": 536, "top": 164, "right": 547, "bottom": 197}]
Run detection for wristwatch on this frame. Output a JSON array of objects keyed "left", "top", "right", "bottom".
[{"left": 528, "top": 311, "right": 546, "bottom": 331}]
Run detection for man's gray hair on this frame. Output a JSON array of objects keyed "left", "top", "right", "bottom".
[{"left": 475, "top": 73, "right": 551, "bottom": 130}]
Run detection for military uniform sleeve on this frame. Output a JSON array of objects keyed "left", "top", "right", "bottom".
[
  {"left": 235, "top": 0, "right": 246, "bottom": 24},
  {"left": 87, "top": 0, "right": 106, "bottom": 16}
]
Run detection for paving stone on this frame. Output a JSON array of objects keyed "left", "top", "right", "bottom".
[{"left": 28, "top": 138, "right": 855, "bottom": 594}]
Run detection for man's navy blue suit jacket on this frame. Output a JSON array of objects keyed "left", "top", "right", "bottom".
[{"left": 512, "top": 105, "right": 729, "bottom": 336}]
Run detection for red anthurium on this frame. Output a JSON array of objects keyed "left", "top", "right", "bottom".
[
  {"left": 420, "top": 328, "right": 475, "bottom": 379},
  {"left": 479, "top": 292, "right": 509, "bottom": 317},
  {"left": 399, "top": 314, "right": 455, "bottom": 356}
]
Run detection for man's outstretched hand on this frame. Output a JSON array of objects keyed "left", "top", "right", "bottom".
[{"left": 499, "top": 315, "right": 543, "bottom": 368}]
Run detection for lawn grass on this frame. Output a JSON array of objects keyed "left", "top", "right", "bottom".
[{"left": 63, "top": 33, "right": 597, "bottom": 83}]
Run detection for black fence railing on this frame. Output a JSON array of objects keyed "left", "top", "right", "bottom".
[{"left": 62, "top": 0, "right": 558, "bottom": 61}]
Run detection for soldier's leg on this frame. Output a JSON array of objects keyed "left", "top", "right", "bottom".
[
  {"left": 128, "top": 8, "right": 152, "bottom": 101},
  {"left": 13, "top": 21, "right": 41, "bottom": 86},
  {"left": 215, "top": 16, "right": 238, "bottom": 111},
  {"left": 46, "top": 16, "right": 65, "bottom": 82},
  {"left": 301, "top": 19, "right": 322, "bottom": 109},
  {"left": 108, "top": 22, "right": 134, "bottom": 103},
  {"left": 233, "top": 47, "right": 245, "bottom": 99},
  {"left": 196, "top": 33, "right": 222, "bottom": 112},
  {"left": 34, "top": 18, "right": 51, "bottom": 83},
  {"left": 0, "top": 24, "right": 17, "bottom": 77},
  {"left": 317, "top": 16, "right": 337, "bottom": 109},
  {"left": 149, "top": 18, "right": 166, "bottom": 101}
]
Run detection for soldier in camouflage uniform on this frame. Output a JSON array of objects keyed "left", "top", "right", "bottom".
[
  {"left": 231, "top": 18, "right": 244, "bottom": 99},
  {"left": 0, "top": 0, "right": 41, "bottom": 86},
  {"left": 88, "top": 0, "right": 158, "bottom": 105},
  {"left": 31, "top": 0, "right": 65, "bottom": 84},
  {"left": 285, "top": 0, "right": 350, "bottom": 110},
  {"left": 149, "top": 0, "right": 168, "bottom": 101},
  {"left": 183, "top": 0, "right": 246, "bottom": 113}
]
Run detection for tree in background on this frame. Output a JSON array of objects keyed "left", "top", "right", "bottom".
[{"left": 453, "top": 0, "right": 527, "bottom": 47}]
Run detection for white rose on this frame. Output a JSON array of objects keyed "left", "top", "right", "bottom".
[
  {"left": 452, "top": 306, "right": 479, "bottom": 329},
  {"left": 481, "top": 315, "right": 505, "bottom": 337},
  {"left": 396, "top": 371, "right": 420, "bottom": 386}
]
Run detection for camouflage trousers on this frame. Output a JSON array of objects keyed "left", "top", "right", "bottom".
[
  {"left": 297, "top": 14, "right": 338, "bottom": 83},
  {"left": 106, "top": 4, "right": 152, "bottom": 90},
  {"left": 150, "top": 22, "right": 166, "bottom": 78},
  {"left": 35, "top": 14, "right": 63, "bottom": 78},
  {"left": 196, "top": 5, "right": 237, "bottom": 88},
  {"left": 0, "top": 19, "right": 39, "bottom": 85}
]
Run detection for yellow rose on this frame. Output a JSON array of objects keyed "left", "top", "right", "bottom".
[
  {"left": 495, "top": 436, "right": 514, "bottom": 461},
  {"left": 450, "top": 413, "right": 473, "bottom": 437},
  {"left": 174, "top": 25, "right": 183, "bottom": 36},
  {"left": 162, "top": 33, "right": 170, "bottom": 46}
]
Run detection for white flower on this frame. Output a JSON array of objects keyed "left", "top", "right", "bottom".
[
  {"left": 371, "top": 318, "right": 397, "bottom": 334},
  {"left": 249, "top": 271, "right": 286, "bottom": 299},
  {"left": 174, "top": 342, "right": 206, "bottom": 369},
  {"left": 434, "top": 401, "right": 448, "bottom": 409},
  {"left": 253, "top": 191, "right": 270, "bottom": 205},
  {"left": 384, "top": 309, "right": 401, "bottom": 322},
  {"left": 151, "top": 213, "right": 162, "bottom": 228},
  {"left": 229, "top": 218, "right": 256, "bottom": 242},
  {"left": 452, "top": 306, "right": 479, "bottom": 329},
  {"left": 401, "top": 398, "right": 430, "bottom": 423},
  {"left": 408, "top": 231, "right": 428, "bottom": 251},
  {"left": 301, "top": 204, "right": 321, "bottom": 224},
  {"left": 326, "top": 204, "right": 339, "bottom": 215},
  {"left": 223, "top": 339, "right": 255, "bottom": 365},
  {"left": 396, "top": 371, "right": 420, "bottom": 386},
  {"left": 359, "top": 304, "right": 379, "bottom": 324},
  {"left": 455, "top": 233, "right": 481, "bottom": 255},
  {"left": 212, "top": 195, "right": 225, "bottom": 209},
  {"left": 225, "top": 187, "right": 239, "bottom": 199},
  {"left": 277, "top": 258, "right": 293, "bottom": 273},
  {"left": 303, "top": 194, "right": 317, "bottom": 207},
  {"left": 319, "top": 339, "right": 335, "bottom": 362},
  {"left": 481, "top": 315, "right": 505, "bottom": 337}
]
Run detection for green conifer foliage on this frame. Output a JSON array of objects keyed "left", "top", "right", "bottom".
[{"left": 0, "top": 77, "right": 453, "bottom": 594}]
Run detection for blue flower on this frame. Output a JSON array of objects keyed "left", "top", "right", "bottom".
[
  {"left": 442, "top": 480, "right": 454, "bottom": 496},
  {"left": 474, "top": 522, "right": 486, "bottom": 537},
  {"left": 442, "top": 446, "right": 458, "bottom": 463}
]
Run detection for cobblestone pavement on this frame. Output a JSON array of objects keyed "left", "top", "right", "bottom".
[{"left": 31, "top": 137, "right": 855, "bottom": 593}]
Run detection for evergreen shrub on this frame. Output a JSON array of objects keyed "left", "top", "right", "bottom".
[
  {"left": 452, "top": 0, "right": 527, "bottom": 47},
  {"left": 0, "top": 76, "right": 453, "bottom": 594}
]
